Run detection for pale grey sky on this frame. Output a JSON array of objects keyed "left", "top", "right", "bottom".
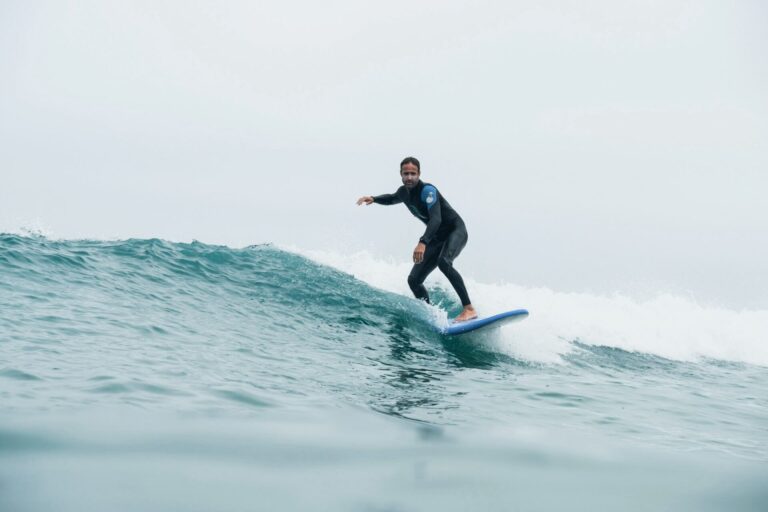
[{"left": 2, "top": 1, "right": 767, "bottom": 307}]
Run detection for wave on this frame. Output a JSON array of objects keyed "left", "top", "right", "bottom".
[
  {"left": 295, "top": 248, "right": 768, "bottom": 367},
  {"left": 2, "top": 233, "right": 766, "bottom": 368}
]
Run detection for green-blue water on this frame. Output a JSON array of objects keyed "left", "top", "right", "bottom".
[{"left": 1, "top": 234, "right": 766, "bottom": 511}]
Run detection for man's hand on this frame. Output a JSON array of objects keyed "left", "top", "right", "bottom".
[
  {"left": 413, "top": 242, "right": 426, "bottom": 264},
  {"left": 356, "top": 196, "right": 374, "bottom": 206}
]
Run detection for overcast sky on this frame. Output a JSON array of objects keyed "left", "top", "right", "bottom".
[{"left": 2, "top": 1, "right": 767, "bottom": 308}]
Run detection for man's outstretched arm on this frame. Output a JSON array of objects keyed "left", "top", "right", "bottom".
[
  {"left": 356, "top": 192, "right": 403, "bottom": 206},
  {"left": 356, "top": 196, "right": 375, "bottom": 205}
]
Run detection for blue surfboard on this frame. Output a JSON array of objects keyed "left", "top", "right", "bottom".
[{"left": 440, "top": 309, "right": 529, "bottom": 336}]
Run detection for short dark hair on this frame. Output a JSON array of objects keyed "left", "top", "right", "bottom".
[{"left": 400, "top": 156, "right": 420, "bottom": 172}]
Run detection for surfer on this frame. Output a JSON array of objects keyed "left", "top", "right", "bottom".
[{"left": 356, "top": 157, "right": 477, "bottom": 322}]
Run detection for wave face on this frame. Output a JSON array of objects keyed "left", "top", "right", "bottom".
[
  {"left": 298, "top": 248, "right": 768, "bottom": 366},
  {"left": 1, "top": 234, "right": 767, "bottom": 511}
]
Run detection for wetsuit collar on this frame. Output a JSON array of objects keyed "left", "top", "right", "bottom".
[{"left": 408, "top": 180, "right": 424, "bottom": 196}]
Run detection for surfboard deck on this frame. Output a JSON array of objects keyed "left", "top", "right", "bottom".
[{"left": 440, "top": 309, "right": 529, "bottom": 336}]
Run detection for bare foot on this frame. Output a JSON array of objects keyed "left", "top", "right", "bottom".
[{"left": 453, "top": 305, "right": 478, "bottom": 323}]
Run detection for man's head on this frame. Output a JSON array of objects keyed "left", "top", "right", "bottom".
[{"left": 400, "top": 156, "right": 420, "bottom": 189}]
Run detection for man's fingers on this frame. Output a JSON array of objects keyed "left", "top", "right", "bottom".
[{"left": 413, "top": 243, "right": 426, "bottom": 264}]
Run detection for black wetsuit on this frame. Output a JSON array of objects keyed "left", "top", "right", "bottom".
[{"left": 373, "top": 180, "right": 471, "bottom": 306}]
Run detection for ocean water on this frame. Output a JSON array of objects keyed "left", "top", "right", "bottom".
[{"left": 1, "top": 233, "right": 766, "bottom": 511}]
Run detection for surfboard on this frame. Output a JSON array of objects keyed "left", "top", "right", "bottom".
[{"left": 440, "top": 309, "right": 529, "bottom": 336}]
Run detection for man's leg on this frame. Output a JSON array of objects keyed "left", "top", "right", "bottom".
[
  {"left": 407, "top": 242, "right": 442, "bottom": 303},
  {"left": 437, "top": 224, "right": 475, "bottom": 319}
]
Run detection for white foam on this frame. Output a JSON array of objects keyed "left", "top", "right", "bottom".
[{"left": 293, "top": 247, "right": 768, "bottom": 367}]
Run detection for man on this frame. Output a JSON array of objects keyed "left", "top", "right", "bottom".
[{"left": 356, "top": 157, "right": 477, "bottom": 322}]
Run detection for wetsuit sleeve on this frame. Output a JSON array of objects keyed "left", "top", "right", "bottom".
[
  {"left": 419, "top": 186, "right": 442, "bottom": 244},
  {"left": 372, "top": 191, "right": 403, "bottom": 205}
]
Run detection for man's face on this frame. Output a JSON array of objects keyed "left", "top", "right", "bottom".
[{"left": 400, "top": 163, "right": 420, "bottom": 189}]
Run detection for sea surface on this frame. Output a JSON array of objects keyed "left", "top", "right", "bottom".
[{"left": 1, "top": 234, "right": 766, "bottom": 511}]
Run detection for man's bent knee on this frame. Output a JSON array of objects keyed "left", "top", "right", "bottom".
[{"left": 438, "top": 258, "right": 454, "bottom": 273}]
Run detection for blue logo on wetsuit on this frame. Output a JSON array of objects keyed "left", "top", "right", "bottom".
[{"left": 421, "top": 185, "right": 437, "bottom": 210}]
